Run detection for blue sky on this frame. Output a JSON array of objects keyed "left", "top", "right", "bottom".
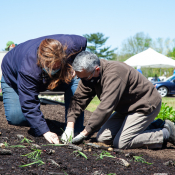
[{"left": 0, "top": 0, "right": 175, "bottom": 52}]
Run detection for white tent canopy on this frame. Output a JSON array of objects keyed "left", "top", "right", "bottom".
[
  {"left": 124, "top": 48, "right": 175, "bottom": 68},
  {"left": 0, "top": 51, "right": 7, "bottom": 61}
]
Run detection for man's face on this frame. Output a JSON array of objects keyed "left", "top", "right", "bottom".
[{"left": 76, "top": 67, "right": 100, "bottom": 80}]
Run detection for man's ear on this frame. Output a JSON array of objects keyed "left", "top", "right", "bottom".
[{"left": 96, "top": 66, "right": 100, "bottom": 71}]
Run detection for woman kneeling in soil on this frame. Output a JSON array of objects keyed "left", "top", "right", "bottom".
[
  {"left": 1, "top": 34, "right": 87, "bottom": 144},
  {"left": 62, "top": 51, "right": 175, "bottom": 149}
]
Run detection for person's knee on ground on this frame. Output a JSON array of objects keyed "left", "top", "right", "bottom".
[
  {"left": 6, "top": 112, "right": 29, "bottom": 126},
  {"left": 113, "top": 137, "right": 132, "bottom": 149},
  {"left": 96, "top": 129, "right": 113, "bottom": 145},
  {"left": 97, "top": 131, "right": 131, "bottom": 149}
]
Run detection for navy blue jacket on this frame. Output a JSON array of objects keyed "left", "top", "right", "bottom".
[{"left": 1, "top": 34, "right": 87, "bottom": 136}]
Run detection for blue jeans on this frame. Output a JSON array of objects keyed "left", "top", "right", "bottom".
[{"left": 1, "top": 76, "right": 84, "bottom": 133}]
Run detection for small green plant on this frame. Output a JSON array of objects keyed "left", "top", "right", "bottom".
[
  {"left": 107, "top": 173, "right": 116, "bottom": 175},
  {"left": 133, "top": 155, "right": 153, "bottom": 165},
  {"left": 21, "top": 148, "right": 42, "bottom": 159},
  {"left": 3, "top": 142, "right": 26, "bottom": 148},
  {"left": 62, "top": 170, "right": 68, "bottom": 175},
  {"left": 20, "top": 137, "right": 33, "bottom": 144},
  {"left": 94, "top": 150, "right": 116, "bottom": 160},
  {"left": 19, "top": 159, "right": 45, "bottom": 167},
  {"left": 156, "top": 102, "right": 175, "bottom": 122},
  {"left": 72, "top": 150, "right": 88, "bottom": 160},
  {"left": 19, "top": 148, "right": 44, "bottom": 167},
  {"left": 10, "top": 145, "right": 26, "bottom": 148},
  {"left": 3, "top": 142, "right": 9, "bottom": 147}
]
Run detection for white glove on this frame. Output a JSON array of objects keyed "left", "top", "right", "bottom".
[
  {"left": 72, "top": 133, "right": 87, "bottom": 144},
  {"left": 43, "top": 131, "right": 59, "bottom": 144},
  {"left": 61, "top": 127, "right": 74, "bottom": 144}
]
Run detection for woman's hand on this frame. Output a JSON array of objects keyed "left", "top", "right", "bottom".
[{"left": 43, "top": 131, "right": 59, "bottom": 144}]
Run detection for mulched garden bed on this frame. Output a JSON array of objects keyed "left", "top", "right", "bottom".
[{"left": 0, "top": 101, "right": 175, "bottom": 175}]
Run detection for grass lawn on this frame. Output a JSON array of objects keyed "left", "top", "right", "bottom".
[
  {"left": 86, "top": 96, "right": 175, "bottom": 112},
  {"left": 162, "top": 96, "right": 175, "bottom": 109},
  {"left": 86, "top": 96, "right": 100, "bottom": 112}
]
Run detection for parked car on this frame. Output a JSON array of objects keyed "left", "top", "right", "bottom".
[
  {"left": 148, "top": 76, "right": 166, "bottom": 82},
  {"left": 153, "top": 75, "right": 175, "bottom": 97}
]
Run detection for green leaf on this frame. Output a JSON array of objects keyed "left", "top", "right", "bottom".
[
  {"left": 10, "top": 145, "right": 26, "bottom": 148},
  {"left": 19, "top": 160, "right": 45, "bottom": 167},
  {"left": 133, "top": 155, "right": 153, "bottom": 165},
  {"left": 73, "top": 150, "right": 88, "bottom": 160}
]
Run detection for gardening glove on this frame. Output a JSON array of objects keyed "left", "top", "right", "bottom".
[
  {"left": 61, "top": 127, "right": 74, "bottom": 144},
  {"left": 72, "top": 133, "right": 87, "bottom": 144},
  {"left": 43, "top": 131, "right": 59, "bottom": 144}
]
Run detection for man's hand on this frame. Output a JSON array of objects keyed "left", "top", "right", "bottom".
[
  {"left": 43, "top": 131, "right": 59, "bottom": 144},
  {"left": 72, "top": 129, "right": 89, "bottom": 144},
  {"left": 72, "top": 133, "right": 86, "bottom": 144},
  {"left": 61, "top": 127, "right": 74, "bottom": 144}
]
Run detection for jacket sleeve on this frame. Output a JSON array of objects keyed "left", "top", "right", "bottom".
[
  {"left": 85, "top": 72, "right": 127, "bottom": 133},
  {"left": 17, "top": 71, "right": 50, "bottom": 136},
  {"left": 67, "top": 81, "right": 96, "bottom": 123}
]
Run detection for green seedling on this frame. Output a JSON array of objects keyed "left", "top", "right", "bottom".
[
  {"left": 21, "top": 137, "right": 33, "bottom": 144},
  {"left": 10, "top": 145, "right": 26, "bottom": 148},
  {"left": 19, "top": 148, "right": 44, "bottom": 167},
  {"left": 72, "top": 150, "right": 88, "bottom": 160},
  {"left": 133, "top": 155, "right": 153, "bottom": 165},
  {"left": 107, "top": 174, "right": 116, "bottom": 175},
  {"left": 21, "top": 148, "right": 42, "bottom": 160},
  {"left": 19, "top": 159, "right": 45, "bottom": 167},
  {"left": 62, "top": 170, "right": 68, "bottom": 175},
  {"left": 3, "top": 142, "right": 26, "bottom": 148},
  {"left": 94, "top": 150, "right": 116, "bottom": 160},
  {"left": 60, "top": 128, "right": 73, "bottom": 144},
  {"left": 3, "top": 142, "right": 9, "bottom": 147}
]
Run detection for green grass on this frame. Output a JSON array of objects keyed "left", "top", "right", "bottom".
[
  {"left": 86, "top": 96, "right": 100, "bottom": 112},
  {"left": 162, "top": 97, "right": 175, "bottom": 109},
  {"left": 86, "top": 96, "right": 175, "bottom": 112}
]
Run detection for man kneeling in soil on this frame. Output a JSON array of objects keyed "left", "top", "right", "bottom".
[{"left": 61, "top": 51, "right": 175, "bottom": 149}]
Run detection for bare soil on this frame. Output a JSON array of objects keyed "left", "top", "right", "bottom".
[{"left": 0, "top": 101, "right": 175, "bottom": 175}]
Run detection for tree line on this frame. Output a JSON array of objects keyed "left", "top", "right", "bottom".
[{"left": 84, "top": 32, "right": 175, "bottom": 77}]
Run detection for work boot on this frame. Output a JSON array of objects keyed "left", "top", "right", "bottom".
[{"left": 164, "top": 120, "right": 175, "bottom": 145}]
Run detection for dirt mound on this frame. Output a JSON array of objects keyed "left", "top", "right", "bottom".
[{"left": 0, "top": 101, "right": 175, "bottom": 174}]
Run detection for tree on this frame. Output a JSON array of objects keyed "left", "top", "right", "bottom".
[
  {"left": 121, "top": 32, "right": 152, "bottom": 56},
  {"left": 112, "top": 53, "right": 133, "bottom": 62},
  {"left": 167, "top": 47, "right": 175, "bottom": 59},
  {"left": 83, "top": 32, "right": 117, "bottom": 60}
]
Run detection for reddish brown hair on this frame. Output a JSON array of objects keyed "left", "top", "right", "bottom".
[{"left": 37, "top": 39, "right": 73, "bottom": 90}]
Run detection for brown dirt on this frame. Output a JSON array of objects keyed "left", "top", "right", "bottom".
[{"left": 0, "top": 101, "right": 175, "bottom": 175}]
